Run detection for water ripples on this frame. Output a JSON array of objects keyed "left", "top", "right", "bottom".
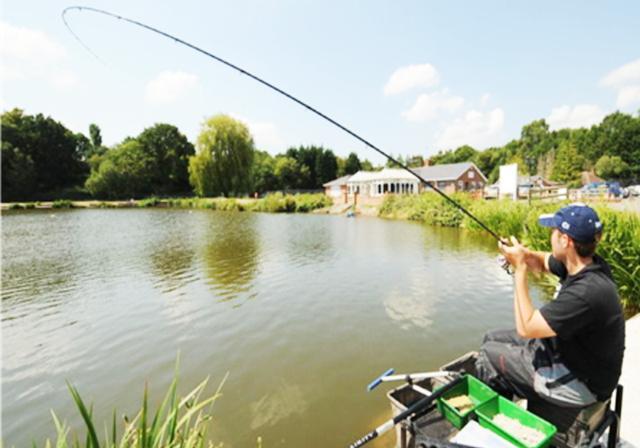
[{"left": 1, "top": 209, "right": 550, "bottom": 448}]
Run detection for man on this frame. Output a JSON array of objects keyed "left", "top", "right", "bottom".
[{"left": 476, "top": 203, "right": 625, "bottom": 407}]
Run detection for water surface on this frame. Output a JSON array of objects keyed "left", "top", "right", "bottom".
[{"left": 1, "top": 209, "right": 550, "bottom": 447}]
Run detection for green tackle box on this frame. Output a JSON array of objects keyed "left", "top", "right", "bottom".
[
  {"left": 475, "top": 396, "right": 558, "bottom": 448},
  {"left": 436, "top": 374, "right": 498, "bottom": 429}
]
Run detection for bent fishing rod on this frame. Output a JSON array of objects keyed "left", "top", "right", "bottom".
[{"left": 62, "top": 6, "right": 507, "bottom": 246}]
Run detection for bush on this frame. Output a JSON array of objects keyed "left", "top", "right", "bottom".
[
  {"left": 52, "top": 199, "right": 74, "bottom": 209},
  {"left": 138, "top": 196, "right": 161, "bottom": 208}
]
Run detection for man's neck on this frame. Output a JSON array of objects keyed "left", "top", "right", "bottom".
[{"left": 565, "top": 253, "right": 594, "bottom": 276}]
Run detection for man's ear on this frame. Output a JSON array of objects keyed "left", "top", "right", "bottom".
[{"left": 561, "top": 233, "right": 571, "bottom": 249}]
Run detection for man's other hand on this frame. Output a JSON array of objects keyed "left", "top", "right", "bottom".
[{"left": 499, "top": 236, "right": 528, "bottom": 269}]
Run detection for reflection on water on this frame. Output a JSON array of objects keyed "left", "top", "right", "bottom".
[
  {"left": 250, "top": 381, "right": 308, "bottom": 430},
  {"left": 1, "top": 209, "right": 553, "bottom": 448},
  {"left": 203, "top": 213, "right": 260, "bottom": 302},
  {"left": 150, "top": 243, "right": 196, "bottom": 294}
]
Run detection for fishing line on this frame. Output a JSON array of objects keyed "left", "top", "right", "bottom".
[{"left": 62, "top": 6, "right": 506, "bottom": 244}]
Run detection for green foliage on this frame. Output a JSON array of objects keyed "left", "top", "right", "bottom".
[
  {"left": 190, "top": 115, "right": 255, "bottom": 197},
  {"left": 249, "top": 193, "right": 330, "bottom": 213},
  {"left": 85, "top": 140, "right": 155, "bottom": 199},
  {"left": 344, "top": 152, "right": 362, "bottom": 174},
  {"left": 283, "top": 145, "right": 338, "bottom": 188},
  {"left": 42, "top": 369, "right": 227, "bottom": 448},
  {"left": 138, "top": 197, "right": 161, "bottom": 208},
  {"left": 379, "top": 192, "right": 472, "bottom": 226},
  {"left": 551, "top": 140, "right": 584, "bottom": 187},
  {"left": 274, "top": 156, "right": 309, "bottom": 190},
  {"left": 595, "top": 155, "right": 629, "bottom": 180},
  {"left": 137, "top": 123, "right": 195, "bottom": 194},
  {"left": 251, "top": 150, "right": 280, "bottom": 193},
  {"left": 1, "top": 108, "right": 87, "bottom": 201},
  {"left": 89, "top": 123, "right": 102, "bottom": 151},
  {"left": 430, "top": 145, "right": 478, "bottom": 165},
  {"left": 52, "top": 199, "right": 74, "bottom": 209}
]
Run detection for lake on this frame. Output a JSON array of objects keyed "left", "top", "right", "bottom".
[{"left": 1, "top": 209, "right": 550, "bottom": 447}]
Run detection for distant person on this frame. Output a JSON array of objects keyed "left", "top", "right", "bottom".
[{"left": 476, "top": 203, "right": 625, "bottom": 408}]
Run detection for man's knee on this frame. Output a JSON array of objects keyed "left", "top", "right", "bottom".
[{"left": 482, "top": 328, "right": 520, "bottom": 345}]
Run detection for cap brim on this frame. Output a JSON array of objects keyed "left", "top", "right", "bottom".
[{"left": 538, "top": 213, "right": 557, "bottom": 228}]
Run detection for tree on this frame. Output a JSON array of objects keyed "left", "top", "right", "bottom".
[
  {"left": 89, "top": 123, "right": 102, "bottom": 149},
  {"left": 252, "top": 150, "right": 280, "bottom": 193},
  {"left": 315, "top": 149, "right": 338, "bottom": 186},
  {"left": 85, "top": 140, "right": 155, "bottom": 198},
  {"left": 593, "top": 112, "right": 640, "bottom": 178},
  {"left": 137, "top": 123, "right": 195, "bottom": 194},
  {"left": 189, "top": 115, "right": 255, "bottom": 197},
  {"left": 519, "top": 119, "right": 551, "bottom": 174},
  {"left": 1, "top": 108, "right": 87, "bottom": 200},
  {"left": 407, "top": 155, "right": 424, "bottom": 168},
  {"left": 344, "top": 152, "right": 362, "bottom": 174},
  {"left": 595, "top": 155, "right": 629, "bottom": 180},
  {"left": 361, "top": 159, "right": 375, "bottom": 171},
  {"left": 1, "top": 142, "right": 37, "bottom": 201},
  {"left": 551, "top": 140, "right": 584, "bottom": 186},
  {"left": 430, "top": 145, "right": 477, "bottom": 165},
  {"left": 275, "top": 156, "right": 309, "bottom": 190}
]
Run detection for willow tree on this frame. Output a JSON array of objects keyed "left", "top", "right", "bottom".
[{"left": 189, "top": 115, "right": 255, "bottom": 197}]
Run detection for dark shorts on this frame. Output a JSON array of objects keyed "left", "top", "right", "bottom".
[{"left": 475, "top": 329, "right": 597, "bottom": 408}]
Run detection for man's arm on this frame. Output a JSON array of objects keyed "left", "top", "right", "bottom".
[
  {"left": 524, "top": 249, "right": 551, "bottom": 274},
  {"left": 513, "top": 264, "right": 556, "bottom": 339},
  {"left": 500, "top": 237, "right": 556, "bottom": 339}
]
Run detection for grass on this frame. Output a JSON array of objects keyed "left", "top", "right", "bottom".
[
  {"left": 379, "top": 193, "right": 640, "bottom": 313},
  {"left": 41, "top": 368, "right": 228, "bottom": 448}
]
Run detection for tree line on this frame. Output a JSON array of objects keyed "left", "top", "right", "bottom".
[
  {"left": 428, "top": 111, "right": 640, "bottom": 187},
  {"left": 3, "top": 108, "right": 638, "bottom": 202},
  {"left": 1, "top": 109, "right": 374, "bottom": 202}
]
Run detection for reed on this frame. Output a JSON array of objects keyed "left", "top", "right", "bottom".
[{"left": 42, "top": 370, "right": 227, "bottom": 448}]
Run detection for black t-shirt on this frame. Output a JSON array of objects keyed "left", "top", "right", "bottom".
[{"left": 539, "top": 254, "right": 625, "bottom": 400}]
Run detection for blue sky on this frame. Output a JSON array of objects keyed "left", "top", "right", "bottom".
[{"left": 2, "top": 0, "right": 639, "bottom": 164}]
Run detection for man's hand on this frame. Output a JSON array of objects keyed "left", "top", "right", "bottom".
[{"left": 499, "top": 236, "right": 528, "bottom": 270}]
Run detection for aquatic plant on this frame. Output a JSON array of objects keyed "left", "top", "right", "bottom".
[{"left": 42, "top": 370, "right": 227, "bottom": 448}]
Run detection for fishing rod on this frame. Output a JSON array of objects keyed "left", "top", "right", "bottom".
[{"left": 62, "top": 6, "right": 507, "bottom": 245}]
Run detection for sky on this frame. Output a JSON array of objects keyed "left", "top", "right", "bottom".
[{"left": 2, "top": 0, "right": 640, "bottom": 165}]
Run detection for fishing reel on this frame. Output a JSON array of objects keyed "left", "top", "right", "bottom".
[{"left": 496, "top": 255, "right": 514, "bottom": 276}]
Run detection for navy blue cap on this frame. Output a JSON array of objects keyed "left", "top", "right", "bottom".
[{"left": 538, "top": 203, "right": 603, "bottom": 243}]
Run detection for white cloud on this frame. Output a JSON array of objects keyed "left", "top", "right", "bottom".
[
  {"left": 383, "top": 63, "right": 439, "bottom": 95},
  {"left": 0, "top": 21, "right": 77, "bottom": 90},
  {"left": 480, "top": 93, "right": 491, "bottom": 106},
  {"left": 436, "top": 108, "right": 505, "bottom": 149},
  {"left": 600, "top": 59, "right": 640, "bottom": 110},
  {"left": 229, "top": 113, "right": 284, "bottom": 152},
  {"left": 616, "top": 85, "right": 640, "bottom": 108},
  {"left": 600, "top": 59, "right": 640, "bottom": 87},
  {"left": 144, "top": 71, "right": 198, "bottom": 104},
  {"left": 0, "top": 21, "right": 66, "bottom": 61},
  {"left": 546, "top": 104, "right": 605, "bottom": 130},
  {"left": 402, "top": 89, "right": 464, "bottom": 122}
]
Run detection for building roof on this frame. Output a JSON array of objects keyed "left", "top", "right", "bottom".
[
  {"left": 322, "top": 175, "right": 352, "bottom": 187},
  {"left": 347, "top": 168, "right": 420, "bottom": 183},
  {"left": 412, "top": 162, "right": 487, "bottom": 182}
]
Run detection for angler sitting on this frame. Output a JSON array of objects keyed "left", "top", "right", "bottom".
[{"left": 475, "top": 204, "right": 625, "bottom": 409}]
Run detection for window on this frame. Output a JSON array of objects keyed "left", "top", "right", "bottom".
[
  {"left": 458, "top": 180, "right": 464, "bottom": 188},
  {"left": 469, "top": 170, "right": 475, "bottom": 179}
]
